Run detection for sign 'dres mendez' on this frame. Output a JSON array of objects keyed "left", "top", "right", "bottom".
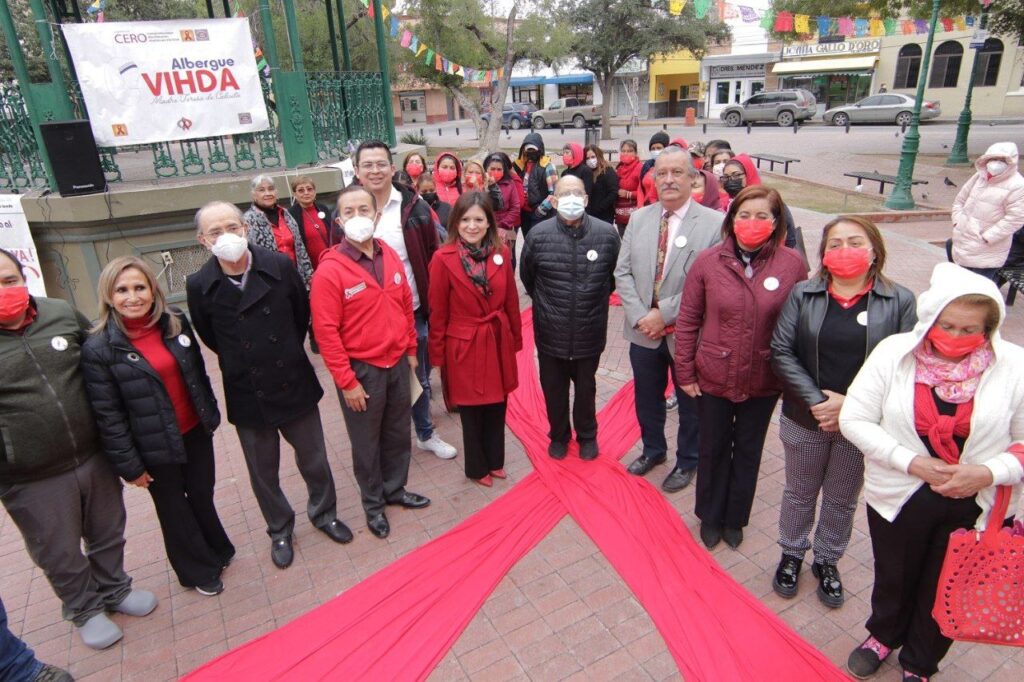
[{"left": 63, "top": 19, "right": 270, "bottom": 146}]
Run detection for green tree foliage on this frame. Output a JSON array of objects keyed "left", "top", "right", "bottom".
[
  {"left": 767, "top": 1, "right": 1022, "bottom": 42},
  {"left": 556, "top": 0, "right": 731, "bottom": 139}
]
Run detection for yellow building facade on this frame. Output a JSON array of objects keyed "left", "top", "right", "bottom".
[{"left": 648, "top": 51, "right": 701, "bottom": 118}]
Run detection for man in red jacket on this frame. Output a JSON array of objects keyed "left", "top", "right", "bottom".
[{"left": 311, "top": 186, "right": 431, "bottom": 539}]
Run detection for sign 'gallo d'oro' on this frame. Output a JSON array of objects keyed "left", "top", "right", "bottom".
[{"left": 63, "top": 19, "right": 270, "bottom": 146}]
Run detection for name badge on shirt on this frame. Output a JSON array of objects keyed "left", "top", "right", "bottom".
[
  {"left": 317, "top": 211, "right": 326, "bottom": 220},
  {"left": 394, "top": 272, "right": 402, "bottom": 285},
  {"left": 493, "top": 254, "right": 504, "bottom": 266},
  {"left": 586, "top": 249, "right": 598, "bottom": 262},
  {"left": 345, "top": 281, "right": 367, "bottom": 299},
  {"left": 857, "top": 311, "right": 868, "bottom": 326},
  {"left": 178, "top": 334, "right": 192, "bottom": 348},
  {"left": 674, "top": 235, "right": 687, "bottom": 249},
  {"left": 51, "top": 336, "right": 68, "bottom": 352},
  {"left": 763, "top": 277, "right": 780, "bottom": 291}
]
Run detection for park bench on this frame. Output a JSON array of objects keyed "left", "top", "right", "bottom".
[
  {"left": 750, "top": 153, "right": 800, "bottom": 175},
  {"left": 843, "top": 171, "right": 928, "bottom": 195},
  {"left": 996, "top": 267, "right": 1024, "bottom": 306}
]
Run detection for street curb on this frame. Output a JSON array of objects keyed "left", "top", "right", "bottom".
[{"left": 760, "top": 170, "right": 947, "bottom": 213}]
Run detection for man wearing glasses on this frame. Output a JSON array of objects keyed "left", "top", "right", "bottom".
[
  {"left": 521, "top": 176, "right": 620, "bottom": 461},
  {"left": 614, "top": 147, "right": 723, "bottom": 493},
  {"left": 353, "top": 141, "right": 457, "bottom": 462},
  {"left": 187, "top": 202, "right": 353, "bottom": 570}
]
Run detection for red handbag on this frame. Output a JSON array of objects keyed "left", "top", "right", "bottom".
[{"left": 933, "top": 485, "right": 1024, "bottom": 646}]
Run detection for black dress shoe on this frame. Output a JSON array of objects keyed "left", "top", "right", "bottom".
[
  {"left": 387, "top": 492, "right": 430, "bottom": 509},
  {"left": 319, "top": 519, "right": 354, "bottom": 544},
  {"left": 271, "top": 537, "right": 293, "bottom": 569},
  {"left": 722, "top": 527, "right": 743, "bottom": 549},
  {"left": 366, "top": 513, "right": 390, "bottom": 539},
  {"left": 626, "top": 455, "right": 665, "bottom": 476},
  {"left": 578, "top": 440, "right": 599, "bottom": 461},
  {"left": 548, "top": 441, "right": 568, "bottom": 460},
  {"left": 773, "top": 555, "right": 802, "bottom": 598},
  {"left": 812, "top": 562, "right": 845, "bottom": 608},
  {"left": 699, "top": 523, "right": 721, "bottom": 549},
  {"left": 661, "top": 467, "right": 696, "bottom": 492}
]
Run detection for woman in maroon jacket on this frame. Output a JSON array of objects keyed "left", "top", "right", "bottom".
[
  {"left": 674, "top": 186, "right": 808, "bottom": 550},
  {"left": 428, "top": 192, "right": 522, "bottom": 487}
]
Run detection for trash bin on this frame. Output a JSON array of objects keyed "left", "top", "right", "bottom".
[
  {"left": 685, "top": 107, "right": 696, "bottom": 126},
  {"left": 584, "top": 126, "right": 600, "bottom": 148}
]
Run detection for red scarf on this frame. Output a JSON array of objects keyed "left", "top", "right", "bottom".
[
  {"left": 828, "top": 278, "right": 873, "bottom": 309},
  {"left": 616, "top": 156, "right": 642, "bottom": 192},
  {"left": 913, "top": 382, "right": 973, "bottom": 465}
]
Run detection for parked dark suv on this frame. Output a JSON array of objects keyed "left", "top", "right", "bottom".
[
  {"left": 720, "top": 89, "right": 817, "bottom": 127},
  {"left": 481, "top": 103, "right": 537, "bottom": 130}
]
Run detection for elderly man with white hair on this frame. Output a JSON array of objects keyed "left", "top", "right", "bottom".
[
  {"left": 242, "top": 174, "right": 314, "bottom": 287},
  {"left": 186, "top": 201, "right": 353, "bottom": 570}
]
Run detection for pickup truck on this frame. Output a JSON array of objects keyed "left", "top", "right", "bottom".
[{"left": 531, "top": 97, "right": 601, "bottom": 129}]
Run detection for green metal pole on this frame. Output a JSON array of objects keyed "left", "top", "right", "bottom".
[
  {"left": 282, "top": 0, "right": 304, "bottom": 72},
  {"left": 0, "top": 0, "right": 58, "bottom": 188},
  {"left": 325, "top": 1, "right": 341, "bottom": 73},
  {"left": 370, "top": 0, "right": 396, "bottom": 146},
  {"left": 258, "top": 0, "right": 282, "bottom": 72},
  {"left": 28, "top": 0, "right": 71, "bottom": 101},
  {"left": 336, "top": 0, "right": 352, "bottom": 71},
  {"left": 885, "top": 0, "right": 942, "bottom": 211},
  {"left": 945, "top": 8, "right": 989, "bottom": 166}
]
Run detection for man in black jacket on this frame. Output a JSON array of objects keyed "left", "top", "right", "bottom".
[
  {"left": 0, "top": 249, "right": 157, "bottom": 651},
  {"left": 521, "top": 176, "right": 620, "bottom": 460},
  {"left": 186, "top": 202, "right": 352, "bottom": 570}
]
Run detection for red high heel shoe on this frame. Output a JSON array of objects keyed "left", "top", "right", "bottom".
[
  {"left": 473, "top": 475, "right": 493, "bottom": 487},
  {"left": 490, "top": 469, "right": 507, "bottom": 479}
]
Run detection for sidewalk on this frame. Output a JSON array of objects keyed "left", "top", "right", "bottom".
[{"left": 2, "top": 208, "right": 1023, "bottom": 680}]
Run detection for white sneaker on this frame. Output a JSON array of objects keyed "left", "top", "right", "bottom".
[{"left": 417, "top": 435, "right": 457, "bottom": 459}]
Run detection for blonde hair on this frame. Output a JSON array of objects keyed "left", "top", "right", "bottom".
[
  {"left": 92, "top": 256, "right": 180, "bottom": 337},
  {"left": 948, "top": 293, "right": 1001, "bottom": 337}
]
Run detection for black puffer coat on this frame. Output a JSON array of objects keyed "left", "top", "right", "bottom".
[
  {"left": 521, "top": 214, "right": 620, "bottom": 359},
  {"left": 81, "top": 310, "right": 220, "bottom": 481}
]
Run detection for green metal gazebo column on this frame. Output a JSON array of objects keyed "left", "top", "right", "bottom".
[
  {"left": 371, "top": 0, "right": 397, "bottom": 146},
  {"left": 945, "top": 7, "right": 989, "bottom": 166},
  {"left": 885, "top": 0, "right": 942, "bottom": 211},
  {"left": 259, "top": 0, "right": 317, "bottom": 166},
  {"left": 28, "top": 0, "right": 74, "bottom": 120},
  {"left": 0, "top": 0, "right": 57, "bottom": 188},
  {"left": 325, "top": 1, "right": 341, "bottom": 72},
  {"left": 336, "top": 0, "right": 353, "bottom": 71}
]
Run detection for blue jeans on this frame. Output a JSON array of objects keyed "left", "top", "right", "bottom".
[
  {"left": 629, "top": 339, "right": 699, "bottom": 471},
  {"left": 412, "top": 308, "right": 434, "bottom": 441},
  {"left": 0, "top": 596, "right": 41, "bottom": 682}
]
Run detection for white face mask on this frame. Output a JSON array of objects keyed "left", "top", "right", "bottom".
[
  {"left": 586, "top": 158, "right": 598, "bottom": 169},
  {"left": 712, "top": 162, "right": 726, "bottom": 177},
  {"left": 556, "top": 195, "right": 586, "bottom": 220},
  {"left": 651, "top": 149, "right": 662, "bottom": 159},
  {"left": 986, "top": 160, "right": 1008, "bottom": 177},
  {"left": 210, "top": 233, "right": 248, "bottom": 263},
  {"left": 344, "top": 215, "right": 375, "bottom": 243}
]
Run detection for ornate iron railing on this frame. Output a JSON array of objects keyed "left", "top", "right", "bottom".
[
  {"left": 307, "top": 71, "right": 390, "bottom": 160},
  {"left": 0, "top": 82, "right": 49, "bottom": 193}
]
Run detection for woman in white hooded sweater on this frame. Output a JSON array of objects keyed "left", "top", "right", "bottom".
[
  {"left": 839, "top": 262, "right": 1024, "bottom": 682},
  {"left": 949, "top": 141, "right": 1024, "bottom": 280}
]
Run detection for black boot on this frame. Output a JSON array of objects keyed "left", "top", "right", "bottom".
[
  {"left": 812, "top": 562, "right": 845, "bottom": 608},
  {"left": 772, "top": 555, "right": 802, "bottom": 598}
]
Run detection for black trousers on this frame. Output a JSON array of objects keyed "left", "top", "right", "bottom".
[
  {"left": 694, "top": 392, "right": 778, "bottom": 529},
  {"left": 459, "top": 401, "right": 507, "bottom": 479},
  {"left": 629, "top": 340, "right": 699, "bottom": 471},
  {"left": 537, "top": 353, "right": 600, "bottom": 445},
  {"left": 147, "top": 427, "right": 235, "bottom": 587},
  {"left": 866, "top": 485, "right": 984, "bottom": 677},
  {"left": 338, "top": 358, "right": 411, "bottom": 517}
]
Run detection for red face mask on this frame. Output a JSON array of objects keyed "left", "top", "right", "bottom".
[
  {"left": 691, "top": 192, "right": 704, "bottom": 204},
  {"left": 0, "top": 285, "right": 30, "bottom": 325},
  {"left": 619, "top": 152, "right": 637, "bottom": 164},
  {"left": 436, "top": 168, "right": 458, "bottom": 184},
  {"left": 562, "top": 152, "right": 574, "bottom": 167},
  {"left": 488, "top": 169, "right": 504, "bottom": 182},
  {"left": 822, "top": 247, "right": 872, "bottom": 279},
  {"left": 464, "top": 172, "right": 483, "bottom": 188},
  {"left": 406, "top": 161, "right": 424, "bottom": 179},
  {"left": 733, "top": 218, "right": 775, "bottom": 249},
  {"left": 927, "top": 325, "right": 987, "bottom": 359}
]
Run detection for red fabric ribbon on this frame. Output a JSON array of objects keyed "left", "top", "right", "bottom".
[
  {"left": 914, "top": 382, "right": 973, "bottom": 465},
  {"left": 185, "top": 308, "right": 846, "bottom": 681}
]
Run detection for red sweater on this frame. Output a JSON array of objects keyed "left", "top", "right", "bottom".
[
  {"left": 125, "top": 318, "right": 200, "bottom": 433},
  {"left": 310, "top": 240, "right": 417, "bottom": 390}
]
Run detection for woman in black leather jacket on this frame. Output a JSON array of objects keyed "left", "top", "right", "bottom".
[
  {"left": 81, "top": 257, "right": 233, "bottom": 596},
  {"left": 769, "top": 216, "right": 916, "bottom": 609}
]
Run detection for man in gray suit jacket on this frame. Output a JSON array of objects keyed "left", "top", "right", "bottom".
[{"left": 613, "top": 147, "right": 723, "bottom": 492}]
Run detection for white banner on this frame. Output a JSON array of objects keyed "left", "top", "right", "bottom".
[
  {"left": 0, "top": 195, "right": 46, "bottom": 297},
  {"left": 63, "top": 18, "right": 270, "bottom": 147}
]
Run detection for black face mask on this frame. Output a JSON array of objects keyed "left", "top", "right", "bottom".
[
  {"left": 723, "top": 178, "right": 745, "bottom": 197},
  {"left": 525, "top": 150, "right": 540, "bottom": 162},
  {"left": 421, "top": 191, "right": 438, "bottom": 205}
]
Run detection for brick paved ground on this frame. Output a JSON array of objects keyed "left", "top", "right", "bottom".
[{"left": 3, "top": 207, "right": 1024, "bottom": 680}]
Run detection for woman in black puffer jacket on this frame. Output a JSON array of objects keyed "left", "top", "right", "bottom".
[{"left": 81, "top": 256, "right": 233, "bottom": 596}]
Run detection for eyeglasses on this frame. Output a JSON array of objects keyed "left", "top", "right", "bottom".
[
  {"left": 203, "top": 223, "right": 245, "bottom": 240},
  {"left": 722, "top": 172, "right": 745, "bottom": 181},
  {"left": 358, "top": 162, "right": 391, "bottom": 171}
]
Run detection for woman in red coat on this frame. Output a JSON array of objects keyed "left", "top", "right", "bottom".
[
  {"left": 428, "top": 191, "right": 523, "bottom": 487},
  {"left": 674, "top": 186, "right": 808, "bottom": 550}
]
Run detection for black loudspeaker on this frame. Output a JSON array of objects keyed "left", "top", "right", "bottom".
[{"left": 39, "top": 120, "right": 107, "bottom": 196}]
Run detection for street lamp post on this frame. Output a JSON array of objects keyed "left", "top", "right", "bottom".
[
  {"left": 945, "top": 5, "right": 990, "bottom": 166},
  {"left": 885, "top": 0, "right": 943, "bottom": 210}
]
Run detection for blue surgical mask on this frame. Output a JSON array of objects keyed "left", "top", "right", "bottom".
[{"left": 556, "top": 195, "right": 586, "bottom": 220}]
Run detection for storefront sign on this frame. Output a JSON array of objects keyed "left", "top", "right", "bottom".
[
  {"left": 63, "top": 18, "right": 270, "bottom": 147},
  {"left": 782, "top": 39, "right": 881, "bottom": 58},
  {"left": 0, "top": 194, "right": 46, "bottom": 296},
  {"left": 709, "top": 63, "right": 767, "bottom": 78}
]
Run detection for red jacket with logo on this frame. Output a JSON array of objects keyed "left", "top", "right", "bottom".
[{"left": 310, "top": 240, "right": 417, "bottom": 390}]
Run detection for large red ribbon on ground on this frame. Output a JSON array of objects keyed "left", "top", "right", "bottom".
[{"left": 186, "top": 308, "right": 846, "bottom": 680}]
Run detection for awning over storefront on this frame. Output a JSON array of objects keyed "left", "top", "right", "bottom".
[
  {"left": 773, "top": 56, "right": 877, "bottom": 75},
  {"left": 510, "top": 73, "right": 593, "bottom": 87}
]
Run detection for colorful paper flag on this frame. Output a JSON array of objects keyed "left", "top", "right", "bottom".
[
  {"left": 410, "top": 36, "right": 419, "bottom": 53},
  {"left": 425, "top": 48, "right": 434, "bottom": 66},
  {"left": 696, "top": 0, "right": 714, "bottom": 20},
  {"left": 773, "top": 11, "right": 793, "bottom": 32},
  {"left": 400, "top": 30, "right": 412, "bottom": 48},
  {"left": 940, "top": 18, "right": 954, "bottom": 32},
  {"left": 837, "top": 17, "right": 854, "bottom": 36},
  {"left": 739, "top": 6, "right": 758, "bottom": 23},
  {"left": 817, "top": 16, "right": 830, "bottom": 36},
  {"left": 883, "top": 18, "right": 897, "bottom": 36},
  {"left": 416, "top": 43, "right": 427, "bottom": 57},
  {"left": 955, "top": 16, "right": 967, "bottom": 30},
  {"left": 914, "top": 19, "right": 929, "bottom": 33},
  {"left": 901, "top": 20, "right": 914, "bottom": 35},
  {"left": 794, "top": 14, "right": 810, "bottom": 34},
  {"left": 389, "top": 17, "right": 399, "bottom": 38},
  {"left": 854, "top": 18, "right": 868, "bottom": 36},
  {"left": 869, "top": 18, "right": 884, "bottom": 37},
  {"left": 669, "top": 0, "right": 685, "bottom": 16}
]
